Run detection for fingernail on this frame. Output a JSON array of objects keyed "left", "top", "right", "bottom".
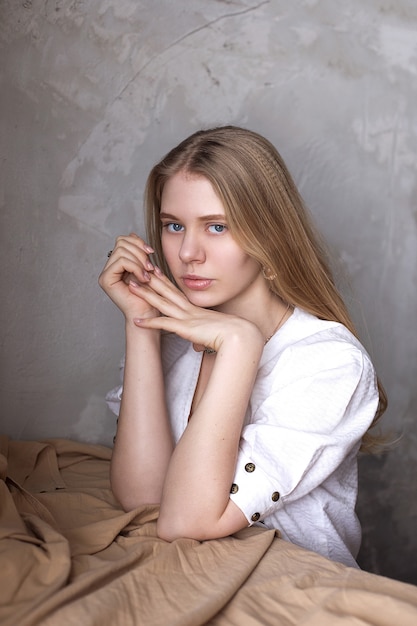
[
  {"left": 143, "top": 271, "right": 151, "bottom": 281},
  {"left": 129, "top": 279, "right": 140, "bottom": 287},
  {"left": 154, "top": 266, "right": 164, "bottom": 277},
  {"left": 146, "top": 261, "right": 154, "bottom": 270},
  {"left": 144, "top": 245, "right": 154, "bottom": 253}
]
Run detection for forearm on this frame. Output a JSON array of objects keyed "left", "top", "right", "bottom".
[
  {"left": 110, "top": 322, "right": 173, "bottom": 510},
  {"left": 157, "top": 333, "right": 263, "bottom": 540}
]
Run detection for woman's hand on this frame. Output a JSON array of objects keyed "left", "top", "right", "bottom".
[
  {"left": 107, "top": 249, "right": 264, "bottom": 535},
  {"left": 98, "top": 233, "right": 160, "bottom": 321},
  {"left": 129, "top": 269, "right": 264, "bottom": 355}
]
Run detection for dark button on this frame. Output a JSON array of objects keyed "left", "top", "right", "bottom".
[
  {"left": 251, "top": 512, "right": 260, "bottom": 522},
  {"left": 245, "top": 462, "right": 256, "bottom": 473},
  {"left": 230, "top": 483, "right": 239, "bottom": 494},
  {"left": 271, "top": 491, "right": 280, "bottom": 502}
]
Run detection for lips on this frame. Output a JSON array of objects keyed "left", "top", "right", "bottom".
[{"left": 181, "top": 275, "right": 213, "bottom": 290}]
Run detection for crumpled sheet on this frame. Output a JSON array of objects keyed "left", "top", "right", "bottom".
[{"left": 1, "top": 436, "right": 416, "bottom": 626}]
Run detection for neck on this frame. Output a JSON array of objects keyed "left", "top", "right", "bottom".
[{"left": 215, "top": 281, "right": 289, "bottom": 343}]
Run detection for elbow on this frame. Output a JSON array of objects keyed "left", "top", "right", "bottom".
[
  {"left": 112, "top": 487, "right": 140, "bottom": 513},
  {"left": 157, "top": 524, "right": 202, "bottom": 543},
  {"left": 156, "top": 514, "right": 189, "bottom": 542},
  {"left": 119, "top": 499, "right": 140, "bottom": 513},
  {"left": 156, "top": 523, "right": 180, "bottom": 543},
  {"left": 110, "top": 478, "right": 160, "bottom": 513},
  {"left": 157, "top": 499, "right": 248, "bottom": 542},
  {"left": 115, "top": 492, "right": 160, "bottom": 513},
  {"left": 110, "top": 476, "right": 131, "bottom": 511},
  {"left": 156, "top": 510, "right": 216, "bottom": 542}
]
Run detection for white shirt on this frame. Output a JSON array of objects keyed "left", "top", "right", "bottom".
[{"left": 106, "top": 307, "right": 379, "bottom": 567}]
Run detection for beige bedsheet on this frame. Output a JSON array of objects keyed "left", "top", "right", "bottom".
[{"left": 1, "top": 436, "right": 416, "bottom": 626}]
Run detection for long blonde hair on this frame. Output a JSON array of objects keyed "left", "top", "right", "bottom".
[{"left": 145, "top": 125, "right": 387, "bottom": 451}]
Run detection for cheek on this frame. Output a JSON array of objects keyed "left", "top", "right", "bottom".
[
  {"left": 230, "top": 249, "right": 260, "bottom": 275},
  {"left": 243, "top": 260, "right": 263, "bottom": 284},
  {"left": 161, "top": 236, "right": 177, "bottom": 265}
]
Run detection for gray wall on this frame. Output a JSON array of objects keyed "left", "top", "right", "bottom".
[{"left": 1, "top": 1, "right": 416, "bottom": 584}]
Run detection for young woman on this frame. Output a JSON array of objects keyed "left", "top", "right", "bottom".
[{"left": 99, "top": 126, "right": 386, "bottom": 568}]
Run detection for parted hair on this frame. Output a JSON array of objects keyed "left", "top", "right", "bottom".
[{"left": 145, "top": 125, "right": 387, "bottom": 451}]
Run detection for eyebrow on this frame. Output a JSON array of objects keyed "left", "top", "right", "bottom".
[{"left": 159, "top": 212, "right": 226, "bottom": 222}]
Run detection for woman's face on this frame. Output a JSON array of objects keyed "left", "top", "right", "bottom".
[{"left": 160, "top": 171, "right": 267, "bottom": 315}]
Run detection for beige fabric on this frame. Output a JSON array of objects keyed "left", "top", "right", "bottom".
[{"left": 0, "top": 436, "right": 416, "bottom": 626}]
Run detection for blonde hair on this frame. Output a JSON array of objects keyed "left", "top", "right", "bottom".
[{"left": 145, "top": 125, "right": 387, "bottom": 451}]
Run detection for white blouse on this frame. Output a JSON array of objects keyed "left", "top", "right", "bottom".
[{"left": 106, "top": 307, "right": 379, "bottom": 567}]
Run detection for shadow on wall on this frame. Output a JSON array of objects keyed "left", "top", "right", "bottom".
[{"left": 357, "top": 448, "right": 417, "bottom": 586}]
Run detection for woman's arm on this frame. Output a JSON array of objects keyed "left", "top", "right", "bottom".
[
  {"left": 110, "top": 321, "right": 174, "bottom": 510},
  {"left": 131, "top": 272, "right": 264, "bottom": 540},
  {"left": 157, "top": 332, "right": 262, "bottom": 540},
  {"left": 99, "top": 235, "right": 174, "bottom": 510}
]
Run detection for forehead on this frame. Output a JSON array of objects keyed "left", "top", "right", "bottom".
[{"left": 161, "top": 171, "right": 225, "bottom": 216}]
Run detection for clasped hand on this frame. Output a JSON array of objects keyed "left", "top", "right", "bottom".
[{"left": 98, "top": 233, "right": 263, "bottom": 355}]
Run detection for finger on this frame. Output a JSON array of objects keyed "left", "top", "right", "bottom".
[
  {"left": 146, "top": 269, "right": 192, "bottom": 308},
  {"left": 128, "top": 281, "right": 181, "bottom": 318},
  {"left": 112, "top": 237, "right": 155, "bottom": 272},
  {"left": 101, "top": 253, "right": 151, "bottom": 287},
  {"left": 128, "top": 275, "right": 191, "bottom": 318},
  {"left": 104, "top": 240, "right": 156, "bottom": 283},
  {"left": 133, "top": 314, "right": 194, "bottom": 337},
  {"left": 112, "top": 240, "right": 154, "bottom": 271},
  {"left": 132, "top": 315, "right": 219, "bottom": 353},
  {"left": 117, "top": 233, "right": 154, "bottom": 256},
  {"left": 123, "top": 271, "right": 149, "bottom": 286},
  {"left": 127, "top": 232, "right": 154, "bottom": 254}
]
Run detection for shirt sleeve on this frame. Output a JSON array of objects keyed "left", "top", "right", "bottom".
[
  {"left": 105, "top": 357, "right": 125, "bottom": 416},
  {"left": 229, "top": 337, "right": 379, "bottom": 525}
]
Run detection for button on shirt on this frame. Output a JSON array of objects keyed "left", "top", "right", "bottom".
[{"left": 106, "top": 307, "right": 379, "bottom": 568}]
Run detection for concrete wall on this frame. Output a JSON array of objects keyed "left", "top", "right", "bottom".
[{"left": 1, "top": 0, "right": 416, "bottom": 584}]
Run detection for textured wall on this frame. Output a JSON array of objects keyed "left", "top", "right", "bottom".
[{"left": 0, "top": 0, "right": 416, "bottom": 584}]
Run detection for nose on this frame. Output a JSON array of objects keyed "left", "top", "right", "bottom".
[{"left": 178, "top": 230, "right": 205, "bottom": 264}]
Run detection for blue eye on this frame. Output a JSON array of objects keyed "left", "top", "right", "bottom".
[
  {"left": 208, "top": 224, "right": 226, "bottom": 233},
  {"left": 165, "top": 223, "right": 184, "bottom": 232}
]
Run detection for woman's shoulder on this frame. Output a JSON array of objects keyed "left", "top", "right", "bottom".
[
  {"left": 263, "top": 307, "right": 375, "bottom": 378},
  {"left": 268, "top": 307, "right": 367, "bottom": 353},
  {"left": 254, "top": 308, "right": 379, "bottom": 430}
]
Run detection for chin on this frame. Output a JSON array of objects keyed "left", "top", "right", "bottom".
[{"left": 183, "top": 291, "right": 222, "bottom": 309}]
